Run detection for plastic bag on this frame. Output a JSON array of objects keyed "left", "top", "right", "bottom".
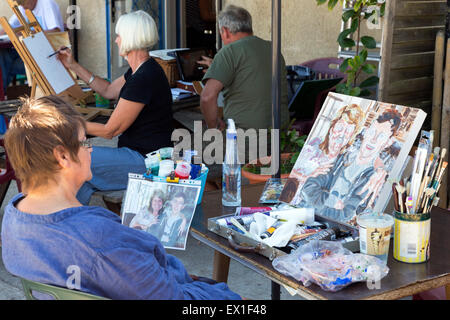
[{"left": 272, "top": 240, "right": 389, "bottom": 292}]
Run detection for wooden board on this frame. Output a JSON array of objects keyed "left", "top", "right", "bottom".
[
  {"left": 395, "top": 1, "right": 447, "bottom": 17},
  {"left": 379, "top": 0, "right": 446, "bottom": 123},
  {"left": 439, "top": 39, "right": 450, "bottom": 207},
  {"left": 393, "top": 27, "right": 444, "bottom": 43},
  {"left": 395, "top": 16, "right": 446, "bottom": 29},
  {"left": 432, "top": 31, "right": 445, "bottom": 146},
  {"left": 390, "top": 52, "right": 435, "bottom": 69}
]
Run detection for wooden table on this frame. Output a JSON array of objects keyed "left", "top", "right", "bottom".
[
  {"left": 190, "top": 183, "right": 450, "bottom": 300},
  {"left": 0, "top": 96, "right": 203, "bottom": 131},
  {"left": 0, "top": 99, "right": 113, "bottom": 121}
]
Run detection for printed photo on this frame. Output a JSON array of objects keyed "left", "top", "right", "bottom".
[
  {"left": 279, "top": 93, "right": 426, "bottom": 226},
  {"left": 121, "top": 174, "right": 201, "bottom": 250},
  {"left": 259, "top": 178, "right": 287, "bottom": 204}
]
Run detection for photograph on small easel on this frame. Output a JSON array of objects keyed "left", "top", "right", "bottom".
[{"left": 121, "top": 174, "right": 201, "bottom": 251}]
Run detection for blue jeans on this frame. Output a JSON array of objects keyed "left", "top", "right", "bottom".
[
  {"left": 76, "top": 146, "right": 147, "bottom": 205},
  {"left": 0, "top": 48, "right": 26, "bottom": 91}
]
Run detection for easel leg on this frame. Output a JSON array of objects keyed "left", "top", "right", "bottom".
[
  {"left": 212, "top": 250, "right": 230, "bottom": 283},
  {"left": 30, "top": 80, "right": 36, "bottom": 98}
]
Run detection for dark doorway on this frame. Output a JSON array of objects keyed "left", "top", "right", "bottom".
[{"left": 185, "top": 0, "right": 216, "bottom": 50}]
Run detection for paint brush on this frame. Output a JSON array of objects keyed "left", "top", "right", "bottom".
[
  {"left": 435, "top": 148, "right": 447, "bottom": 183},
  {"left": 428, "top": 147, "right": 441, "bottom": 183},
  {"left": 396, "top": 184, "right": 406, "bottom": 213},
  {"left": 417, "top": 154, "right": 434, "bottom": 209},
  {"left": 406, "top": 196, "right": 413, "bottom": 214},
  {"left": 435, "top": 162, "right": 448, "bottom": 194},
  {"left": 47, "top": 45, "right": 71, "bottom": 58},
  {"left": 392, "top": 182, "right": 399, "bottom": 212},
  {"left": 419, "top": 187, "right": 435, "bottom": 213}
]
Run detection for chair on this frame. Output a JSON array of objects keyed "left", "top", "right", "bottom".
[
  {"left": 299, "top": 57, "right": 347, "bottom": 81},
  {"left": 290, "top": 57, "right": 347, "bottom": 136},
  {"left": 21, "top": 278, "right": 108, "bottom": 300}
]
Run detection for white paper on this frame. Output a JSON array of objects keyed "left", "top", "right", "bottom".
[{"left": 22, "top": 32, "right": 75, "bottom": 94}]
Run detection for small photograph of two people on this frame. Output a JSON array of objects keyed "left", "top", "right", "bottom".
[{"left": 121, "top": 177, "right": 201, "bottom": 250}]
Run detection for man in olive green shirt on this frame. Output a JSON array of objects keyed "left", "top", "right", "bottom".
[{"left": 200, "top": 5, "right": 290, "bottom": 131}]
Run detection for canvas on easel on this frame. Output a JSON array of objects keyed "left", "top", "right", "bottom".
[{"left": 0, "top": 0, "right": 91, "bottom": 104}]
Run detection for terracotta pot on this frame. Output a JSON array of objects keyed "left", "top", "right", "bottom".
[{"left": 241, "top": 153, "right": 293, "bottom": 184}]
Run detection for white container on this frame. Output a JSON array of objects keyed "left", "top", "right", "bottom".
[
  {"left": 357, "top": 213, "right": 394, "bottom": 265},
  {"left": 158, "top": 160, "right": 174, "bottom": 177}
]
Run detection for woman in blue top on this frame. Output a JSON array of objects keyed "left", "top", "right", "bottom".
[
  {"left": 1, "top": 95, "right": 241, "bottom": 300},
  {"left": 58, "top": 10, "right": 173, "bottom": 205}
]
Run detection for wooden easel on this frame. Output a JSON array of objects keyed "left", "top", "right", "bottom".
[{"left": 0, "top": 0, "right": 91, "bottom": 105}]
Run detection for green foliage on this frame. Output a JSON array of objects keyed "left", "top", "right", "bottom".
[
  {"left": 244, "top": 119, "right": 307, "bottom": 175},
  {"left": 317, "top": 0, "right": 385, "bottom": 97},
  {"left": 280, "top": 118, "right": 307, "bottom": 164}
]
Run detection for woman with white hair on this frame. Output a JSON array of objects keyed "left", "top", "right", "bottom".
[{"left": 58, "top": 10, "right": 173, "bottom": 205}]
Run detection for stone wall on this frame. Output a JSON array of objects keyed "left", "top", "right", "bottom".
[{"left": 0, "top": 1, "right": 383, "bottom": 81}]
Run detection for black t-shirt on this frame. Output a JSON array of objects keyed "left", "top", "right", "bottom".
[{"left": 118, "top": 58, "right": 173, "bottom": 156}]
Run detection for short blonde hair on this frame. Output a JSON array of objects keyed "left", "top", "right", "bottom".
[
  {"left": 115, "top": 10, "right": 159, "bottom": 55},
  {"left": 4, "top": 96, "right": 86, "bottom": 191}
]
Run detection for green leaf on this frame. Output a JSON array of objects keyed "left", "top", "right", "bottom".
[
  {"left": 359, "top": 76, "right": 379, "bottom": 88},
  {"left": 340, "top": 38, "right": 356, "bottom": 49},
  {"left": 336, "top": 83, "right": 352, "bottom": 95},
  {"left": 338, "top": 29, "right": 353, "bottom": 47},
  {"left": 360, "top": 89, "right": 372, "bottom": 97},
  {"left": 350, "top": 17, "right": 359, "bottom": 32},
  {"left": 360, "top": 49, "right": 368, "bottom": 63},
  {"left": 328, "top": 0, "right": 339, "bottom": 10},
  {"left": 316, "top": 0, "right": 328, "bottom": 5},
  {"left": 339, "top": 58, "right": 351, "bottom": 72},
  {"left": 348, "top": 58, "right": 357, "bottom": 69},
  {"left": 361, "top": 36, "right": 377, "bottom": 49},
  {"left": 362, "top": 63, "right": 376, "bottom": 74},
  {"left": 380, "top": 3, "right": 385, "bottom": 17},
  {"left": 342, "top": 9, "right": 356, "bottom": 22},
  {"left": 350, "top": 87, "right": 361, "bottom": 97}
]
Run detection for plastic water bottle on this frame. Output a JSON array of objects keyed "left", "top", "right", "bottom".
[{"left": 222, "top": 119, "right": 241, "bottom": 206}]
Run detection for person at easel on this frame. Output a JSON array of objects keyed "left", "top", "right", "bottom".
[
  {"left": 58, "top": 10, "right": 174, "bottom": 206},
  {"left": 0, "top": 0, "right": 64, "bottom": 92}
]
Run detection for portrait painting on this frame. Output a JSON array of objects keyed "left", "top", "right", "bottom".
[
  {"left": 279, "top": 93, "right": 426, "bottom": 226},
  {"left": 121, "top": 174, "right": 201, "bottom": 250}
]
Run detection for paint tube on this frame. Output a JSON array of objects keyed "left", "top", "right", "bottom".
[
  {"left": 286, "top": 227, "right": 340, "bottom": 252},
  {"left": 217, "top": 215, "right": 255, "bottom": 228},
  {"left": 234, "top": 207, "right": 273, "bottom": 216},
  {"left": 260, "top": 220, "right": 284, "bottom": 239}
]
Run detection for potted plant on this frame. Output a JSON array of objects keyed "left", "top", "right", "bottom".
[
  {"left": 316, "top": 0, "right": 385, "bottom": 97},
  {"left": 242, "top": 119, "right": 307, "bottom": 184}
]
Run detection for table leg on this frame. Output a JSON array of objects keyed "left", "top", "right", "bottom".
[
  {"left": 212, "top": 250, "right": 230, "bottom": 283},
  {"left": 446, "top": 284, "right": 450, "bottom": 300},
  {"left": 271, "top": 281, "right": 281, "bottom": 300}
]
